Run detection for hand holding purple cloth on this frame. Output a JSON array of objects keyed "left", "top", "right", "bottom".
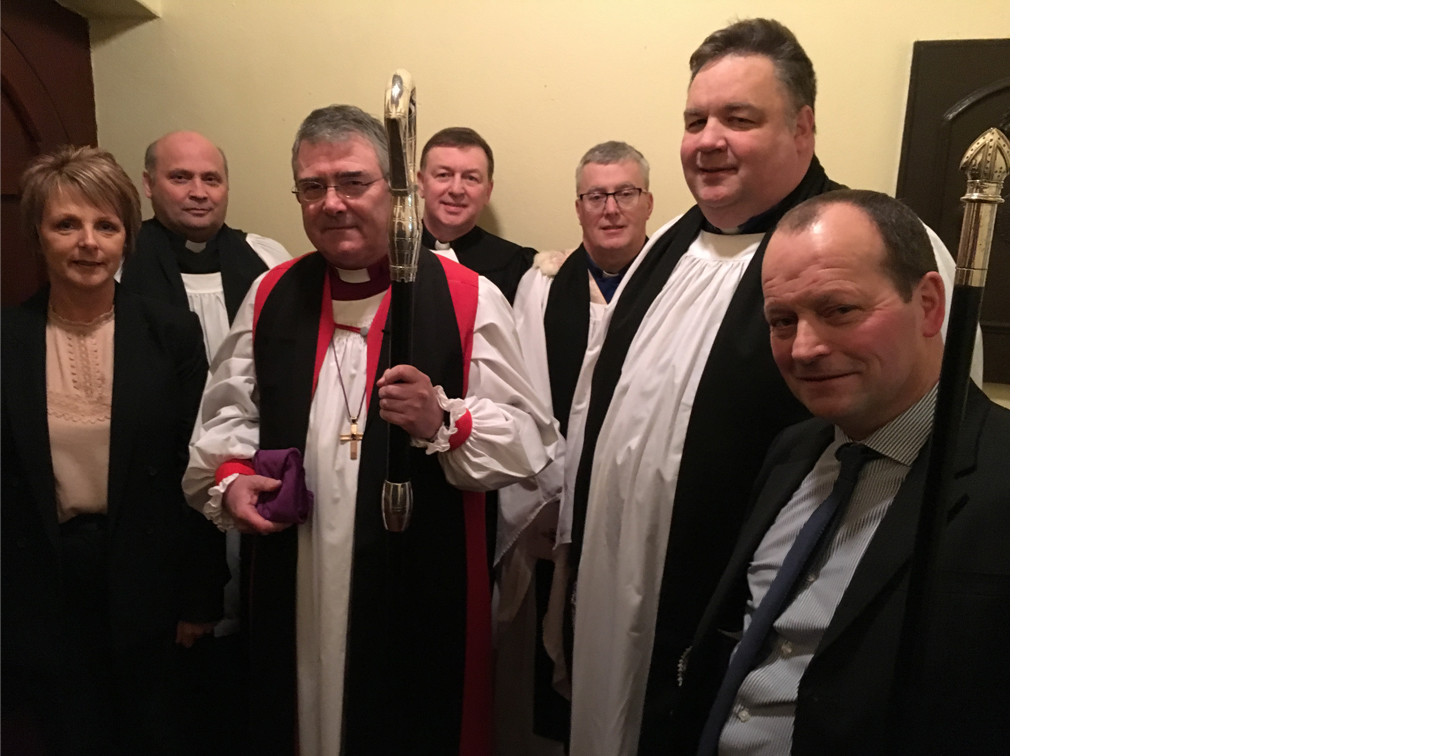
[{"left": 252, "top": 448, "right": 314, "bottom": 524}]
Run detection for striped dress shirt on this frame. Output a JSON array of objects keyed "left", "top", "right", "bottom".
[{"left": 718, "top": 385, "right": 938, "bottom": 755}]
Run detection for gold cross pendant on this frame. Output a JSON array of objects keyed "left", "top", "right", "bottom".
[{"left": 340, "top": 419, "right": 363, "bottom": 460}]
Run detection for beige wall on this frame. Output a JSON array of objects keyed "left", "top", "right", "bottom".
[{"left": 90, "top": 0, "right": 1008, "bottom": 256}]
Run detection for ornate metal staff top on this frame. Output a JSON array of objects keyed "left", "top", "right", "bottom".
[
  {"left": 381, "top": 68, "right": 419, "bottom": 532},
  {"left": 384, "top": 69, "right": 420, "bottom": 285},
  {"left": 955, "top": 127, "right": 1010, "bottom": 281}
]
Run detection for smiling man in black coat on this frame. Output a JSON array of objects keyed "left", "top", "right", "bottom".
[{"left": 671, "top": 190, "right": 1009, "bottom": 756}]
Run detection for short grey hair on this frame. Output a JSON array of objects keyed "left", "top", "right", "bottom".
[
  {"left": 290, "top": 105, "right": 389, "bottom": 179},
  {"left": 574, "top": 141, "right": 650, "bottom": 190}
]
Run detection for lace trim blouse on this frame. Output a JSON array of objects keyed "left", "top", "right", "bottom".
[{"left": 46, "top": 306, "right": 113, "bottom": 523}]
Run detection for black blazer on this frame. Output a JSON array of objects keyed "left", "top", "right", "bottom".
[
  {"left": 1, "top": 285, "right": 226, "bottom": 672},
  {"left": 668, "top": 381, "right": 1009, "bottom": 755}
]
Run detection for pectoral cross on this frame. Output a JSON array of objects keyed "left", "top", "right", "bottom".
[{"left": 340, "top": 418, "right": 363, "bottom": 460}]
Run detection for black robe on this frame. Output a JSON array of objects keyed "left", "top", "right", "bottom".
[
  {"left": 543, "top": 244, "right": 601, "bottom": 437},
  {"left": 242, "top": 251, "right": 490, "bottom": 755},
  {"left": 423, "top": 224, "right": 536, "bottom": 305},
  {"left": 124, "top": 218, "right": 270, "bottom": 323},
  {"left": 567, "top": 157, "right": 844, "bottom": 753}
]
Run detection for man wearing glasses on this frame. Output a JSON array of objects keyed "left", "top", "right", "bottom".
[
  {"left": 567, "top": 140, "right": 655, "bottom": 303},
  {"left": 418, "top": 126, "right": 537, "bottom": 304},
  {"left": 495, "top": 140, "right": 655, "bottom": 753},
  {"left": 184, "top": 104, "right": 561, "bottom": 756}
]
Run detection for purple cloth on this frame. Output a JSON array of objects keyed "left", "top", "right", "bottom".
[{"left": 252, "top": 448, "right": 313, "bottom": 524}]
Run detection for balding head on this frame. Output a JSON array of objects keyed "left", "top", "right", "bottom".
[
  {"left": 762, "top": 192, "right": 946, "bottom": 438},
  {"left": 142, "top": 130, "right": 230, "bottom": 242}
]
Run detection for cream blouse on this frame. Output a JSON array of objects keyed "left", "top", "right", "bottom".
[{"left": 46, "top": 306, "right": 113, "bottom": 523}]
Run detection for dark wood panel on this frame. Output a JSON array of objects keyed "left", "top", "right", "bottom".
[
  {"left": 1, "top": 0, "right": 98, "bottom": 306},
  {"left": 896, "top": 39, "right": 1009, "bottom": 384}
]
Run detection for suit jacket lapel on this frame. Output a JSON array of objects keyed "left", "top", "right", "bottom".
[
  {"left": 818, "top": 382, "right": 992, "bottom": 654},
  {"left": 696, "top": 420, "right": 833, "bottom": 643},
  {"left": 818, "top": 442, "right": 933, "bottom": 654},
  {"left": 5, "top": 291, "right": 61, "bottom": 548},
  {"left": 106, "top": 290, "right": 146, "bottom": 527},
  {"left": 732, "top": 450, "right": 827, "bottom": 590}
]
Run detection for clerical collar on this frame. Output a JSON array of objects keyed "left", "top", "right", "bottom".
[
  {"left": 698, "top": 155, "right": 830, "bottom": 235},
  {"left": 175, "top": 238, "right": 221, "bottom": 274},
  {"left": 581, "top": 243, "right": 638, "bottom": 303},
  {"left": 328, "top": 259, "right": 390, "bottom": 300},
  {"left": 151, "top": 218, "right": 222, "bottom": 274},
  {"left": 422, "top": 224, "right": 483, "bottom": 251}
]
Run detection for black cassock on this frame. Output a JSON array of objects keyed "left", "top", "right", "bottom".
[{"left": 423, "top": 224, "right": 536, "bottom": 304}]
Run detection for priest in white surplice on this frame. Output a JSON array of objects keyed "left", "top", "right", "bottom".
[
  {"left": 184, "top": 105, "right": 560, "bottom": 756},
  {"left": 495, "top": 140, "right": 656, "bottom": 754},
  {"left": 562, "top": 20, "right": 982, "bottom": 755},
  {"left": 123, "top": 130, "right": 292, "bottom": 362},
  {"left": 118, "top": 130, "right": 291, "bottom": 752}
]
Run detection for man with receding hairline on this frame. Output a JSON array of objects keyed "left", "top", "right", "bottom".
[
  {"left": 119, "top": 128, "right": 291, "bottom": 755},
  {"left": 560, "top": 18, "right": 979, "bottom": 755},
  {"left": 672, "top": 190, "right": 1008, "bottom": 755},
  {"left": 124, "top": 130, "right": 291, "bottom": 360},
  {"left": 418, "top": 126, "right": 536, "bottom": 303}
]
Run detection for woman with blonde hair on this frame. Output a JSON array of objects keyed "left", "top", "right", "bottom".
[{"left": 1, "top": 145, "right": 227, "bottom": 754}]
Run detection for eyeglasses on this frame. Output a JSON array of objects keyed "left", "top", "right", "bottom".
[
  {"left": 293, "top": 178, "right": 380, "bottom": 203},
  {"left": 578, "top": 186, "right": 646, "bottom": 212}
]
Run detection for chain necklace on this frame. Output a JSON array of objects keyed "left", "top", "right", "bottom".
[
  {"left": 331, "top": 331, "right": 364, "bottom": 460},
  {"left": 48, "top": 303, "right": 115, "bottom": 329}
]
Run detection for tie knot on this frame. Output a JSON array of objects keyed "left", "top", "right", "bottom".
[{"left": 835, "top": 442, "right": 880, "bottom": 478}]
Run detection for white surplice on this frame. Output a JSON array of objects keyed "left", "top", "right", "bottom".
[
  {"left": 179, "top": 233, "right": 292, "bottom": 362},
  {"left": 491, "top": 250, "right": 612, "bottom": 756},
  {"left": 184, "top": 263, "right": 561, "bottom": 756},
  {"left": 562, "top": 214, "right": 976, "bottom": 755}
]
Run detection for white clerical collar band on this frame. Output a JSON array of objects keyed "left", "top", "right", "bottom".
[{"left": 336, "top": 267, "right": 370, "bottom": 283}]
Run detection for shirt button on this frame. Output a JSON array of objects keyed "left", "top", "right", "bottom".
[
  {"left": 779, "top": 640, "right": 794, "bottom": 657},
  {"left": 805, "top": 573, "right": 818, "bottom": 584},
  {"left": 736, "top": 705, "right": 750, "bottom": 723}
]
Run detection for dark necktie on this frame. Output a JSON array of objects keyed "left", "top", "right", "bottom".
[{"left": 696, "top": 442, "right": 882, "bottom": 755}]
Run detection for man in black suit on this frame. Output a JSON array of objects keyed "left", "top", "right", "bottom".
[{"left": 672, "top": 189, "right": 1009, "bottom": 755}]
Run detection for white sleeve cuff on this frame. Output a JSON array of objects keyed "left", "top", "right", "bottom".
[
  {"left": 204, "top": 473, "right": 241, "bottom": 532},
  {"left": 411, "top": 384, "right": 469, "bottom": 454}
]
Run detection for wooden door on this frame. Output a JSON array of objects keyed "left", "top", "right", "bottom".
[
  {"left": 896, "top": 38, "right": 1009, "bottom": 384},
  {"left": 2, "top": 0, "right": 98, "bottom": 307}
]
